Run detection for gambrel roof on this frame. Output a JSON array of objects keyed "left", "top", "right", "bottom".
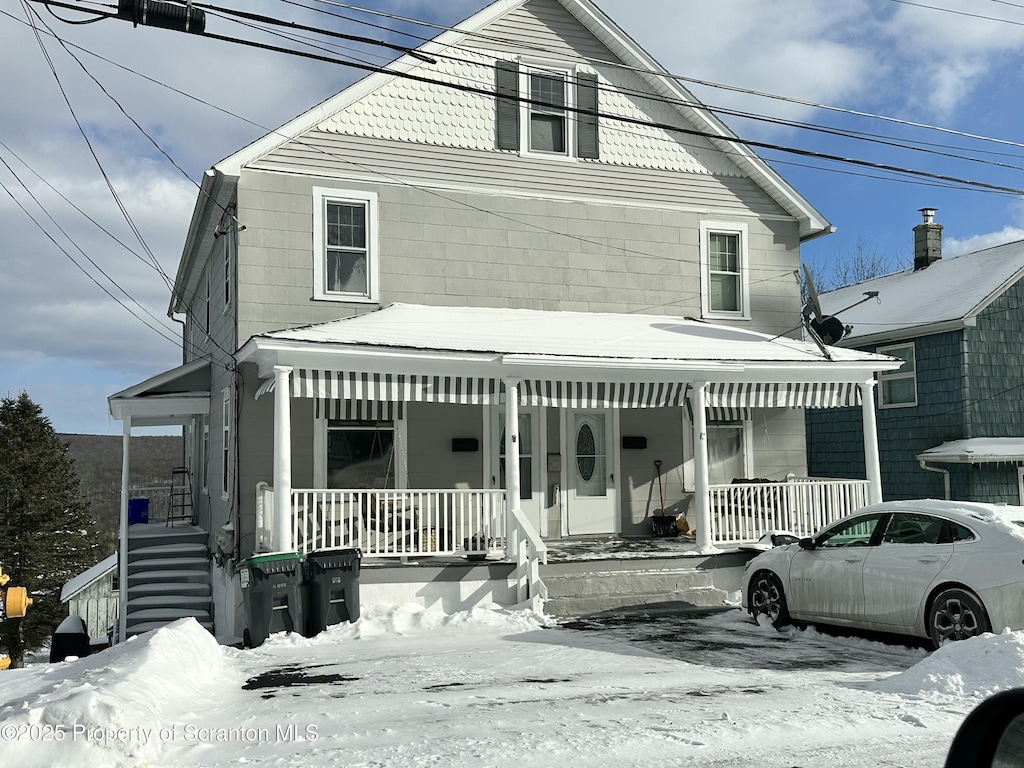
[{"left": 821, "top": 239, "right": 1024, "bottom": 347}]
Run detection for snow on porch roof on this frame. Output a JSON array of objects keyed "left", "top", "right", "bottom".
[
  {"left": 917, "top": 438, "right": 1024, "bottom": 464},
  {"left": 249, "top": 303, "right": 892, "bottom": 369}
]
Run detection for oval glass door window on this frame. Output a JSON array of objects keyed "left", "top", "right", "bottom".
[
  {"left": 574, "top": 415, "right": 606, "bottom": 497},
  {"left": 576, "top": 423, "right": 596, "bottom": 480}
]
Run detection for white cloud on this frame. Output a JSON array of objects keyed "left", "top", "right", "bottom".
[{"left": 944, "top": 226, "right": 1024, "bottom": 257}]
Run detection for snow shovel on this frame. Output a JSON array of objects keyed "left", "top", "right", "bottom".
[{"left": 650, "top": 460, "right": 679, "bottom": 537}]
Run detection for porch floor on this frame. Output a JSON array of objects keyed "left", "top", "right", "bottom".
[{"left": 357, "top": 534, "right": 742, "bottom": 568}]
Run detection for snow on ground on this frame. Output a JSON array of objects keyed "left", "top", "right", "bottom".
[{"left": 1, "top": 605, "right": 1022, "bottom": 768}]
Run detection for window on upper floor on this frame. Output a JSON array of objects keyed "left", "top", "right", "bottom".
[
  {"left": 312, "top": 187, "right": 379, "bottom": 303},
  {"left": 700, "top": 221, "right": 749, "bottom": 319},
  {"left": 221, "top": 388, "right": 231, "bottom": 501},
  {"left": 495, "top": 60, "right": 599, "bottom": 160},
  {"left": 877, "top": 342, "right": 917, "bottom": 408}
]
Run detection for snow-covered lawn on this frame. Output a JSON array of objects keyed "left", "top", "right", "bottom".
[{"left": 2, "top": 605, "right": 1023, "bottom": 768}]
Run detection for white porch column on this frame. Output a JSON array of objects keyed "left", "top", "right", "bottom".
[
  {"left": 117, "top": 414, "right": 131, "bottom": 643},
  {"left": 860, "top": 379, "right": 883, "bottom": 505},
  {"left": 690, "top": 382, "right": 714, "bottom": 551},
  {"left": 503, "top": 378, "right": 521, "bottom": 559},
  {"left": 273, "top": 365, "right": 294, "bottom": 552}
]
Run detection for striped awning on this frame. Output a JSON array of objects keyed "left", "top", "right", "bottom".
[
  {"left": 706, "top": 382, "right": 861, "bottom": 410},
  {"left": 283, "top": 370, "right": 688, "bottom": 409},
  {"left": 260, "top": 372, "right": 860, "bottom": 413}
]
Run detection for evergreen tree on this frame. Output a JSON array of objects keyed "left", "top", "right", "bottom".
[{"left": 0, "top": 393, "right": 99, "bottom": 667}]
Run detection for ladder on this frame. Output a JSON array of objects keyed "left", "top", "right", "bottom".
[{"left": 168, "top": 467, "right": 195, "bottom": 525}]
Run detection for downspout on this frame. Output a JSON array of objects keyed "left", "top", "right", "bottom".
[{"left": 919, "top": 460, "right": 951, "bottom": 500}]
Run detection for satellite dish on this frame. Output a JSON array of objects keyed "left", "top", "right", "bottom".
[{"left": 801, "top": 265, "right": 847, "bottom": 345}]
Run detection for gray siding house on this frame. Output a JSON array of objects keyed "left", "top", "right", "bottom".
[
  {"left": 109, "top": 0, "right": 895, "bottom": 643},
  {"left": 806, "top": 210, "right": 1024, "bottom": 505}
]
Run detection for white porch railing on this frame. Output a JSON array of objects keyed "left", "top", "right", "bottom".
[
  {"left": 508, "top": 507, "right": 547, "bottom": 608},
  {"left": 710, "top": 478, "right": 870, "bottom": 545},
  {"left": 256, "top": 485, "right": 506, "bottom": 559}
]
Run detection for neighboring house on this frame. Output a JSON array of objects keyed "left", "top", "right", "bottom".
[
  {"left": 108, "top": 0, "right": 896, "bottom": 643},
  {"left": 60, "top": 554, "right": 118, "bottom": 638},
  {"left": 807, "top": 209, "right": 1024, "bottom": 504}
]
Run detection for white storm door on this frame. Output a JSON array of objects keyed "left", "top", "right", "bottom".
[
  {"left": 490, "top": 407, "right": 543, "bottom": 533},
  {"left": 564, "top": 409, "right": 617, "bottom": 535}
]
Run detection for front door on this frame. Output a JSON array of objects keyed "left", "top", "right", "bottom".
[{"left": 563, "top": 409, "right": 617, "bottom": 535}]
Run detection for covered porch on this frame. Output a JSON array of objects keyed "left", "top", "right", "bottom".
[{"left": 238, "top": 304, "right": 897, "bottom": 579}]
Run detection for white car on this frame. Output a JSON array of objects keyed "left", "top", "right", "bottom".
[{"left": 741, "top": 500, "right": 1024, "bottom": 648}]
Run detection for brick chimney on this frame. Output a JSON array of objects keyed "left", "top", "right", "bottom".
[{"left": 913, "top": 208, "right": 942, "bottom": 270}]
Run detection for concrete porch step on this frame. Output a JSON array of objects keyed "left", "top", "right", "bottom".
[{"left": 540, "top": 560, "right": 732, "bottom": 618}]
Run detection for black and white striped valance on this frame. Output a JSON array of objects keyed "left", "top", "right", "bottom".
[
  {"left": 706, "top": 382, "right": 861, "bottom": 410},
  {"left": 293, "top": 370, "right": 500, "bottom": 406},
  {"left": 315, "top": 399, "right": 403, "bottom": 421},
  {"left": 519, "top": 380, "right": 687, "bottom": 409}
]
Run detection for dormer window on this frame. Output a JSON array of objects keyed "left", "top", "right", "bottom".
[{"left": 495, "top": 60, "right": 599, "bottom": 160}]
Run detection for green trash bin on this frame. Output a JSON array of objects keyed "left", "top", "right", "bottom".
[
  {"left": 238, "top": 552, "right": 305, "bottom": 648},
  {"left": 305, "top": 548, "right": 361, "bottom": 635}
]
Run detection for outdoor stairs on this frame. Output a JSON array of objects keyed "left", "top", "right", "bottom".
[
  {"left": 124, "top": 524, "right": 212, "bottom": 637},
  {"left": 540, "top": 554, "right": 746, "bottom": 618}
]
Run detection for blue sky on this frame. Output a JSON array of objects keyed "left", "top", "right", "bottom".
[{"left": 2, "top": 0, "right": 1024, "bottom": 434}]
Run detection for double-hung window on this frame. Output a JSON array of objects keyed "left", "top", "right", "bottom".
[
  {"left": 700, "top": 221, "right": 749, "bottom": 319},
  {"left": 495, "top": 59, "right": 599, "bottom": 160},
  {"left": 878, "top": 342, "right": 917, "bottom": 407},
  {"left": 221, "top": 388, "right": 231, "bottom": 501},
  {"left": 527, "top": 69, "right": 569, "bottom": 155},
  {"left": 313, "top": 187, "right": 379, "bottom": 303}
]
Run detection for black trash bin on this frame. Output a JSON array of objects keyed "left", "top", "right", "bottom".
[
  {"left": 305, "top": 548, "right": 361, "bottom": 635},
  {"left": 50, "top": 615, "right": 92, "bottom": 662},
  {"left": 237, "top": 552, "right": 305, "bottom": 648}
]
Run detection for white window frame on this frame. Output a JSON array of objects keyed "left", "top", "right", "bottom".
[
  {"left": 700, "top": 221, "right": 750, "bottom": 320},
  {"left": 682, "top": 412, "right": 752, "bottom": 489},
  {"left": 877, "top": 342, "right": 918, "bottom": 408},
  {"left": 519, "top": 60, "right": 578, "bottom": 161},
  {"left": 313, "top": 412, "right": 407, "bottom": 489},
  {"left": 222, "top": 227, "right": 232, "bottom": 314},
  {"left": 221, "top": 388, "right": 231, "bottom": 501},
  {"left": 312, "top": 187, "right": 380, "bottom": 303}
]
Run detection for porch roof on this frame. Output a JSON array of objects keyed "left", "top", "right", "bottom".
[
  {"left": 108, "top": 359, "right": 211, "bottom": 426},
  {"left": 238, "top": 303, "right": 898, "bottom": 386},
  {"left": 917, "top": 438, "right": 1024, "bottom": 465}
]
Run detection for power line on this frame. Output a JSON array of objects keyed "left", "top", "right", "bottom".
[{"left": 314, "top": 0, "right": 1024, "bottom": 154}]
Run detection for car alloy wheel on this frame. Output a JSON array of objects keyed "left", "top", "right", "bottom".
[
  {"left": 928, "top": 588, "right": 991, "bottom": 648},
  {"left": 748, "top": 571, "right": 791, "bottom": 629}
]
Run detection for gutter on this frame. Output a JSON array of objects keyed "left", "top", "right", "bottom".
[{"left": 919, "top": 459, "right": 951, "bottom": 500}]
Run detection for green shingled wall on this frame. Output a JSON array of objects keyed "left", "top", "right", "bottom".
[{"left": 964, "top": 278, "right": 1024, "bottom": 438}]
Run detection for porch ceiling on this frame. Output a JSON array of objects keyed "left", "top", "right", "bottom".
[
  {"left": 238, "top": 303, "right": 898, "bottom": 385},
  {"left": 108, "top": 359, "right": 211, "bottom": 426}
]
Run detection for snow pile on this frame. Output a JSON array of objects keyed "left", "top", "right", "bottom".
[
  {"left": 261, "top": 602, "right": 552, "bottom": 647},
  {"left": 0, "top": 618, "right": 232, "bottom": 768},
  {"left": 870, "top": 629, "right": 1024, "bottom": 698}
]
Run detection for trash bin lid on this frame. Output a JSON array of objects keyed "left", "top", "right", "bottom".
[{"left": 238, "top": 551, "right": 303, "bottom": 576}]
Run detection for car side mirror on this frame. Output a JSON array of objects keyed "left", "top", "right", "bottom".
[
  {"left": 945, "top": 688, "right": 1024, "bottom": 767},
  {"left": 798, "top": 537, "right": 816, "bottom": 550}
]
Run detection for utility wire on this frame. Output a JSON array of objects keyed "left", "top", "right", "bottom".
[{"left": 314, "top": 0, "right": 1024, "bottom": 153}]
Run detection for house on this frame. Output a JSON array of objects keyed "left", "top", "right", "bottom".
[
  {"left": 60, "top": 554, "right": 118, "bottom": 638},
  {"left": 108, "top": 0, "right": 897, "bottom": 643},
  {"left": 806, "top": 209, "right": 1024, "bottom": 504}
]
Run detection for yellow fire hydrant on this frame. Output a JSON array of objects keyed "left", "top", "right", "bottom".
[{"left": 0, "top": 565, "right": 32, "bottom": 670}]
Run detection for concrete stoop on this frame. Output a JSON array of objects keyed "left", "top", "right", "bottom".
[{"left": 541, "top": 563, "right": 731, "bottom": 617}]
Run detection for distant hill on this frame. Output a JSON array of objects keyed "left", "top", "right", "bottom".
[{"left": 61, "top": 434, "right": 184, "bottom": 558}]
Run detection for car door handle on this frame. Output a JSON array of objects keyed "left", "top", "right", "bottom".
[
  {"left": 918, "top": 556, "right": 939, "bottom": 564},
  {"left": 844, "top": 557, "right": 864, "bottom": 563}
]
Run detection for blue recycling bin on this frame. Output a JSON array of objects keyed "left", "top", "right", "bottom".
[{"left": 128, "top": 498, "right": 150, "bottom": 525}]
